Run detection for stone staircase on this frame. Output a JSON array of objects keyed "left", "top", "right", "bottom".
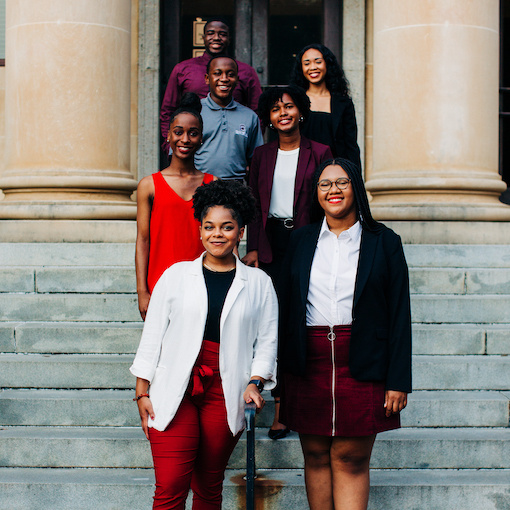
[{"left": 0, "top": 242, "right": 509, "bottom": 510}]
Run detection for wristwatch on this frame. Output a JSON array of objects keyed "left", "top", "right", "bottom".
[{"left": 248, "top": 379, "right": 264, "bottom": 392}]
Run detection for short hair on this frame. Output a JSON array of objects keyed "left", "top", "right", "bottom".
[
  {"left": 290, "top": 43, "right": 350, "bottom": 97},
  {"left": 193, "top": 180, "right": 256, "bottom": 227},
  {"left": 309, "top": 157, "right": 382, "bottom": 231},
  {"left": 257, "top": 85, "right": 311, "bottom": 129},
  {"left": 206, "top": 55, "right": 239, "bottom": 75},
  {"left": 203, "top": 17, "right": 230, "bottom": 34},
  {"left": 168, "top": 92, "right": 203, "bottom": 132}
]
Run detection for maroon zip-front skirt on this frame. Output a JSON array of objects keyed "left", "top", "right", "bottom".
[{"left": 280, "top": 325, "right": 400, "bottom": 437}]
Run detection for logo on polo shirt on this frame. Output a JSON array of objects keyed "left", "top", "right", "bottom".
[{"left": 235, "top": 124, "right": 248, "bottom": 137}]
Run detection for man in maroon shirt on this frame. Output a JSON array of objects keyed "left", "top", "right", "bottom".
[{"left": 160, "top": 18, "right": 262, "bottom": 153}]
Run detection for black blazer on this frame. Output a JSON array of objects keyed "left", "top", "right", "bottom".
[
  {"left": 301, "top": 94, "right": 362, "bottom": 170},
  {"left": 279, "top": 221, "right": 412, "bottom": 393}
]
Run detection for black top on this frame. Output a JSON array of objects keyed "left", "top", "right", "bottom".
[
  {"left": 300, "top": 94, "right": 362, "bottom": 171},
  {"left": 203, "top": 266, "right": 236, "bottom": 343},
  {"left": 301, "top": 111, "right": 335, "bottom": 156}
]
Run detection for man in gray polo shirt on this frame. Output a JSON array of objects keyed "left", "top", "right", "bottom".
[{"left": 195, "top": 56, "right": 263, "bottom": 180}]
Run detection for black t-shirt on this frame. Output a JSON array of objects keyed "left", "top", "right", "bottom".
[{"left": 202, "top": 266, "right": 236, "bottom": 343}]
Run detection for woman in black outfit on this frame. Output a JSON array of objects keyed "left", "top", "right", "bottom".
[
  {"left": 278, "top": 158, "right": 411, "bottom": 509},
  {"left": 290, "top": 43, "right": 362, "bottom": 170}
]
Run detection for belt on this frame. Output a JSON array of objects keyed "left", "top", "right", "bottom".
[{"left": 268, "top": 217, "right": 294, "bottom": 230}]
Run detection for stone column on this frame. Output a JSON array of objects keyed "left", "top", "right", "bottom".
[
  {"left": 0, "top": 0, "right": 137, "bottom": 219},
  {"left": 367, "top": 0, "right": 510, "bottom": 221}
]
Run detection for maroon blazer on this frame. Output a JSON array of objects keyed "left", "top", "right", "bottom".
[{"left": 247, "top": 136, "right": 333, "bottom": 264}]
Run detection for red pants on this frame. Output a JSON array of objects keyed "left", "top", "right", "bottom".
[{"left": 148, "top": 340, "right": 241, "bottom": 510}]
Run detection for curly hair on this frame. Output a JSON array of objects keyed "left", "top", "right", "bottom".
[
  {"left": 309, "top": 157, "right": 382, "bottom": 232},
  {"left": 290, "top": 43, "right": 350, "bottom": 97},
  {"left": 257, "top": 85, "right": 311, "bottom": 129},
  {"left": 193, "top": 180, "right": 256, "bottom": 227},
  {"left": 168, "top": 92, "right": 203, "bottom": 131}
]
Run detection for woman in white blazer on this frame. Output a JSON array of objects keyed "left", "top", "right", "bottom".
[{"left": 130, "top": 180, "right": 278, "bottom": 510}]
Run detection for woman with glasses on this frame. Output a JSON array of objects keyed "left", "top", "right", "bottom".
[
  {"left": 242, "top": 85, "right": 331, "bottom": 439},
  {"left": 278, "top": 158, "right": 412, "bottom": 510}
]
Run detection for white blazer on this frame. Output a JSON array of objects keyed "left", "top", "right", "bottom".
[{"left": 130, "top": 254, "right": 278, "bottom": 435}]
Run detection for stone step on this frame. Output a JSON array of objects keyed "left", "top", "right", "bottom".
[
  {"left": 0, "top": 294, "right": 140, "bottom": 322},
  {"left": 0, "top": 243, "right": 135, "bottom": 267},
  {"left": 0, "top": 389, "right": 508, "bottom": 428},
  {"left": 3, "top": 292, "right": 510, "bottom": 324},
  {"left": 0, "top": 467, "right": 508, "bottom": 510},
  {"left": 403, "top": 244, "right": 510, "bottom": 268},
  {"left": 2, "top": 322, "right": 508, "bottom": 355},
  {"left": 1, "top": 354, "right": 508, "bottom": 390},
  {"left": 412, "top": 324, "right": 510, "bottom": 355},
  {"left": 0, "top": 322, "right": 142, "bottom": 354},
  {"left": 3, "top": 243, "right": 510, "bottom": 269},
  {"left": 411, "top": 295, "right": 510, "bottom": 323},
  {"left": 0, "top": 427, "right": 508, "bottom": 470},
  {"left": 3, "top": 266, "right": 510, "bottom": 295}
]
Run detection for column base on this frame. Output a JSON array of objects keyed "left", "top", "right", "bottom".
[
  {"left": 0, "top": 219, "right": 136, "bottom": 242},
  {"left": 0, "top": 174, "right": 138, "bottom": 219},
  {"left": 0, "top": 201, "right": 136, "bottom": 220}
]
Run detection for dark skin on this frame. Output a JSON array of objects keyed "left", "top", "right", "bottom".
[
  {"left": 204, "top": 57, "right": 239, "bottom": 108},
  {"left": 203, "top": 21, "right": 230, "bottom": 56},
  {"left": 136, "top": 206, "right": 266, "bottom": 440},
  {"left": 299, "top": 164, "right": 407, "bottom": 510},
  {"left": 135, "top": 112, "right": 216, "bottom": 320},
  {"left": 242, "top": 92, "right": 302, "bottom": 268}
]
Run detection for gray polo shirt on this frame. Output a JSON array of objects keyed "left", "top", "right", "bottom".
[{"left": 195, "top": 94, "right": 263, "bottom": 180}]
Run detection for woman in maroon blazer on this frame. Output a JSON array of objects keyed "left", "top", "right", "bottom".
[{"left": 242, "top": 85, "right": 332, "bottom": 438}]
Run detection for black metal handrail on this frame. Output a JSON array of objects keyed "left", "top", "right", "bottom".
[{"left": 244, "top": 402, "right": 257, "bottom": 510}]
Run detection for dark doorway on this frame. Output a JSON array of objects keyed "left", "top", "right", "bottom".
[{"left": 268, "top": 0, "right": 323, "bottom": 86}]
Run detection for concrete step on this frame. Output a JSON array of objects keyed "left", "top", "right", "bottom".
[
  {"left": 0, "top": 294, "right": 140, "bottom": 322},
  {"left": 3, "top": 243, "right": 510, "bottom": 269},
  {"left": 0, "top": 354, "right": 134, "bottom": 389},
  {"left": 0, "top": 267, "right": 136, "bottom": 294},
  {"left": 4, "top": 265, "right": 510, "bottom": 295},
  {"left": 1, "top": 354, "right": 508, "bottom": 390},
  {"left": 7, "top": 292, "right": 510, "bottom": 326},
  {"left": 3, "top": 292, "right": 510, "bottom": 324},
  {"left": 412, "top": 324, "right": 510, "bottom": 355},
  {"left": 0, "top": 322, "right": 141, "bottom": 354},
  {"left": 0, "top": 243, "right": 135, "bottom": 267},
  {"left": 403, "top": 244, "right": 510, "bottom": 268},
  {"left": 411, "top": 295, "right": 510, "bottom": 323},
  {"left": 0, "top": 467, "right": 508, "bottom": 510},
  {"left": 1, "top": 389, "right": 508, "bottom": 428},
  {"left": 413, "top": 355, "right": 510, "bottom": 390},
  {"left": 410, "top": 268, "right": 510, "bottom": 294},
  {"left": 2, "top": 322, "right": 508, "bottom": 356},
  {"left": 0, "top": 427, "right": 508, "bottom": 470}
]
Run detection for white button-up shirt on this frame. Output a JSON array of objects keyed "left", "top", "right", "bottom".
[{"left": 306, "top": 219, "right": 362, "bottom": 326}]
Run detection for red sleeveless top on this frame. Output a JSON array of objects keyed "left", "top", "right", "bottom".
[{"left": 147, "top": 171, "right": 214, "bottom": 293}]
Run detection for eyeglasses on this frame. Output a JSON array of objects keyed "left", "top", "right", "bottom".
[{"left": 318, "top": 178, "right": 351, "bottom": 192}]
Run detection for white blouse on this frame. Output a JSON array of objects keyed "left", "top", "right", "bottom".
[
  {"left": 268, "top": 148, "right": 300, "bottom": 219},
  {"left": 306, "top": 219, "right": 362, "bottom": 326}
]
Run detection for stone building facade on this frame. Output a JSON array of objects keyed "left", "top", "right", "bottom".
[{"left": 0, "top": 0, "right": 508, "bottom": 242}]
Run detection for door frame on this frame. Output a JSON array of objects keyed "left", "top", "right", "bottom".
[{"left": 137, "top": 0, "right": 365, "bottom": 178}]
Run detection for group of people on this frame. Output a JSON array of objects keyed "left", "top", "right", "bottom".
[{"left": 131, "top": 17, "right": 412, "bottom": 510}]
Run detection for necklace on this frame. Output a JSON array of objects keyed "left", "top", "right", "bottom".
[{"left": 203, "top": 262, "right": 235, "bottom": 273}]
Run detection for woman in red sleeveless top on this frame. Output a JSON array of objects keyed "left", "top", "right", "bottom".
[{"left": 136, "top": 94, "right": 215, "bottom": 320}]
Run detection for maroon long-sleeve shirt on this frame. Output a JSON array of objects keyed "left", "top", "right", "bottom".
[{"left": 160, "top": 53, "right": 262, "bottom": 153}]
